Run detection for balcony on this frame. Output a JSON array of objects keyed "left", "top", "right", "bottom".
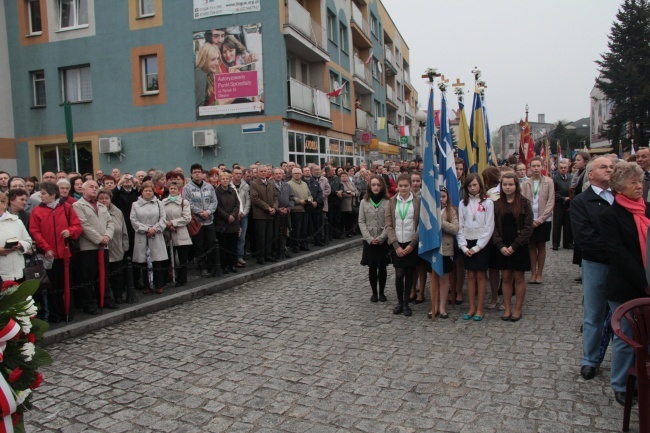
[
  {"left": 384, "top": 47, "right": 397, "bottom": 76},
  {"left": 287, "top": 78, "right": 332, "bottom": 127},
  {"left": 352, "top": 55, "right": 374, "bottom": 95},
  {"left": 404, "top": 104, "right": 414, "bottom": 119},
  {"left": 283, "top": 0, "right": 330, "bottom": 62},
  {"left": 356, "top": 108, "right": 376, "bottom": 132},
  {"left": 350, "top": 3, "right": 372, "bottom": 48},
  {"left": 387, "top": 125, "right": 400, "bottom": 144},
  {"left": 386, "top": 86, "right": 398, "bottom": 110}
]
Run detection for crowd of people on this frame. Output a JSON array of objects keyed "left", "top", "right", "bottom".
[{"left": 0, "top": 148, "right": 647, "bottom": 406}]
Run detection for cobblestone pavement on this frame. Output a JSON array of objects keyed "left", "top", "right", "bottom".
[{"left": 27, "top": 247, "right": 632, "bottom": 432}]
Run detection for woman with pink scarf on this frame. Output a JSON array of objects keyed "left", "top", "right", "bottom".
[{"left": 600, "top": 161, "right": 650, "bottom": 407}]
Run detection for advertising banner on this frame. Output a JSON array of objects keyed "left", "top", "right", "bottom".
[
  {"left": 193, "top": 24, "right": 264, "bottom": 118},
  {"left": 193, "top": 0, "right": 261, "bottom": 20}
]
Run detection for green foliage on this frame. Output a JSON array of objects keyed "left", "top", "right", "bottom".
[
  {"left": 537, "top": 120, "right": 589, "bottom": 154},
  {"left": 596, "top": 0, "right": 650, "bottom": 147}
]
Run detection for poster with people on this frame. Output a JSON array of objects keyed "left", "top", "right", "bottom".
[{"left": 193, "top": 24, "right": 264, "bottom": 118}]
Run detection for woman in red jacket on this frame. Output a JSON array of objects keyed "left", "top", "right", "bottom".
[{"left": 29, "top": 182, "right": 82, "bottom": 323}]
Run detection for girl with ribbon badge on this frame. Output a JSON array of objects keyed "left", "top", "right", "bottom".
[
  {"left": 456, "top": 173, "right": 494, "bottom": 322},
  {"left": 386, "top": 173, "right": 421, "bottom": 317}
]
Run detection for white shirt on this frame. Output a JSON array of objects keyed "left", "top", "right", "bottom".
[
  {"left": 456, "top": 194, "right": 495, "bottom": 253},
  {"left": 591, "top": 185, "right": 614, "bottom": 205}
]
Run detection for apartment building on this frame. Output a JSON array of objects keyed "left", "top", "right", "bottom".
[{"left": 0, "top": 0, "right": 418, "bottom": 176}]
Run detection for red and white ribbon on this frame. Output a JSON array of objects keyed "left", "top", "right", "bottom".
[{"left": 0, "top": 319, "right": 20, "bottom": 433}]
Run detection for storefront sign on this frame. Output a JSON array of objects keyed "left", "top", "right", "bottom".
[{"left": 194, "top": 0, "right": 261, "bottom": 19}]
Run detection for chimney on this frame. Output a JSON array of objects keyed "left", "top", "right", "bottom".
[{"left": 538, "top": 114, "right": 545, "bottom": 123}]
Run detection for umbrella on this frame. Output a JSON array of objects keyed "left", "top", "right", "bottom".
[
  {"left": 63, "top": 244, "right": 71, "bottom": 321},
  {"left": 98, "top": 247, "right": 106, "bottom": 309}
]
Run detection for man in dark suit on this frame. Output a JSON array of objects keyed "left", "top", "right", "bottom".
[
  {"left": 570, "top": 156, "right": 615, "bottom": 381},
  {"left": 552, "top": 160, "right": 573, "bottom": 250},
  {"left": 249, "top": 165, "right": 278, "bottom": 264},
  {"left": 636, "top": 147, "right": 650, "bottom": 203}
]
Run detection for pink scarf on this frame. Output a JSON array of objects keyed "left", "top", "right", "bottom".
[{"left": 615, "top": 194, "right": 650, "bottom": 267}]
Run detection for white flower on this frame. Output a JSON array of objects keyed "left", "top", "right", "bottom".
[
  {"left": 424, "top": 67, "right": 439, "bottom": 75},
  {"left": 16, "top": 316, "right": 31, "bottom": 334},
  {"left": 24, "top": 297, "right": 37, "bottom": 317},
  {"left": 21, "top": 342, "right": 35, "bottom": 362},
  {"left": 15, "top": 389, "right": 31, "bottom": 405}
]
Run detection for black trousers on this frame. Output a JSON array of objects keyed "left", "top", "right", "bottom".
[
  {"left": 309, "top": 210, "right": 324, "bottom": 243},
  {"left": 341, "top": 211, "right": 355, "bottom": 236},
  {"left": 77, "top": 249, "right": 113, "bottom": 309},
  {"left": 552, "top": 204, "right": 573, "bottom": 248},
  {"left": 45, "top": 259, "right": 70, "bottom": 321},
  {"left": 290, "top": 212, "right": 308, "bottom": 250},
  {"left": 192, "top": 223, "right": 217, "bottom": 271},
  {"left": 253, "top": 218, "right": 274, "bottom": 258},
  {"left": 171, "top": 245, "right": 191, "bottom": 284},
  {"left": 273, "top": 214, "right": 290, "bottom": 258},
  {"left": 109, "top": 259, "right": 125, "bottom": 301},
  {"left": 218, "top": 232, "right": 238, "bottom": 269},
  {"left": 329, "top": 203, "right": 342, "bottom": 238}
]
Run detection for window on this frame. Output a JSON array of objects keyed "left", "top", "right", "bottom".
[
  {"left": 28, "top": 0, "right": 42, "bottom": 34},
  {"left": 329, "top": 72, "right": 340, "bottom": 105},
  {"left": 31, "top": 71, "right": 46, "bottom": 107},
  {"left": 139, "top": 0, "right": 155, "bottom": 17},
  {"left": 339, "top": 24, "right": 348, "bottom": 54},
  {"left": 341, "top": 79, "right": 350, "bottom": 109},
  {"left": 39, "top": 142, "right": 92, "bottom": 175},
  {"left": 370, "top": 13, "right": 378, "bottom": 37},
  {"left": 61, "top": 65, "right": 92, "bottom": 102},
  {"left": 327, "top": 12, "right": 336, "bottom": 43},
  {"left": 374, "top": 99, "right": 381, "bottom": 118},
  {"left": 141, "top": 55, "right": 158, "bottom": 94},
  {"left": 59, "top": 0, "right": 88, "bottom": 30},
  {"left": 397, "top": 82, "right": 402, "bottom": 101}
]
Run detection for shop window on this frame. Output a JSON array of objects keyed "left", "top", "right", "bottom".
[{"left": 39, "top": 142, "right": 92, "bottom": 175}]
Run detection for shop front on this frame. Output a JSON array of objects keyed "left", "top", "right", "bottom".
[{"left": 287, "top": 130, "right": 366, "bottom": 167}]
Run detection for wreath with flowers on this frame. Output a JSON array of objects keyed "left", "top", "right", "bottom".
[{"left": 0, "top": 280, "right": 52, "bottom": 432}]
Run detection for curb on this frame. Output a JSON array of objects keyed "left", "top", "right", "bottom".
[{"left": 41, "top": 238, "right": 362, "bottom": 346}]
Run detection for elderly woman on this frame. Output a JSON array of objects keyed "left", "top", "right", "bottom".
[
  {"left": 69, "top": 175, "right": 84, "bottom": 201},
  {"left": 151, "top": 170, "right": 169, "bottom": 200},
  {"left": 0, "top": 191, "right": 32, "bottom": 283},
  {"left": 600, "top": 161, "right": 650, "bottom": 406},
  {"left": 9, "top": 176, "right": 26, "bottom": 191},
  {"left": 8, "top": 189, "right": 30, "bottom": 229},
  {"left": 163, "top": 182, "right": 192, "bottom": 287},
  {"left": 130, "top": 181, "right": 168, "bottom": 294},
  {"left": 98, "top": 188, "right": 129, "bottom": 303},
  {"left": 214, "top": 172, "right": 241, "bottom": 274},
  {"left": 57, "top": 179, "right": 76, "bottom": 205},
  {"left": 340, "top": 172, "right": 358, "bottom": 238}
]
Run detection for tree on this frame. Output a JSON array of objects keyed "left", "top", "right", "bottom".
[
  {"left": 596, "top": 0, "right": 650, "bottom": 147},
  {"left": 534, "top": 120, "right": 588, "bottom": 156}
]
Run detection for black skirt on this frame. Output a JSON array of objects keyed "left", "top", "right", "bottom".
[
  {"left": 530, "top": 221, "right": 551, "bottom": 243},
  {"left": 442, "top": 256, "right": 454, "bottom": 274},
  {"left": 462, "top": 239, "right": 490, "bottom": 271},
  {"left": 360, "top": 241, "right": 390, "bottom": 267},
  {"left": 391, "top": 242, "right": 420, "bottom": 268}
]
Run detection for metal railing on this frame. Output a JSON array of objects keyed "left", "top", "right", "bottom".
[
  {"left": 387, "top": 126, "right": 400, "bottom": 142},
  {"left": 386, "top": 86, "right": 395, "bottom": 103},
  {"left": 288, "top": 78, "right": 331, "bottom": 120},
  {"left": 285, "top": 0, "right": 327, "bottom": 53},
  {"left": 351, "top": 3, "right": 371, "bottom": 40},
  {"left": 353, "top": 55, "right": 373, "bottom": 87},
  {"left": 356, "top": 108, "right": 376, "bottom": 132},
  {"left": 384, "top": 47, "right": 393, "bottom": 64}
]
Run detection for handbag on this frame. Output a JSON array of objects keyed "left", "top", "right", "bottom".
[
  {"left": 182, "top": 200, "right": 202, "bottom": 237},
  {"left": 24, "top": 257, "right": 51, "bottom": 291}
]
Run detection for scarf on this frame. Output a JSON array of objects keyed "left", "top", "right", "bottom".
[
  {"left": 168, "top": 195, "right": 179, "bottom": 203},
  {"left": 615, "top": 193, "right": 650, "bottom": 267}
]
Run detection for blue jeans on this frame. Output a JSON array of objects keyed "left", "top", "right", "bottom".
[
  {"left": 237, "top": 215, "right": 248, "bottom": 260},
  {"left": 581, "top": 259, "right": 609, "bottom": 367},
  {"left": 608, "top": 300, "right": 635, "bottom": 392}
]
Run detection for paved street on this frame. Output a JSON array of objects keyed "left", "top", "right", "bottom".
[{"left": 27, "top": 247, "right": 631, "bottom": 433}]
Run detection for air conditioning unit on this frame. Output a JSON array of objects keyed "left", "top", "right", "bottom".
[
  {"left": 99, "top": 137, "right": 122, "bottom": 154},
  {"left": 193, "top": 130, "right": 217, "bottom": 147}
]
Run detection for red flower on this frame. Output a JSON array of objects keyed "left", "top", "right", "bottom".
[
  {"left": 30, "top": 372, "right": 43, "bottom": 390},
  {"left": 1, "top": 281, "right": 18, "bottom": 292},
  {"left": 27, "top": 334, "right": 36, "bottom": 344},
  {"left": 11, "top": 412, "right": 19, "bottom": 425},
  {"left": 8, "top": 368, "right": 23, "bottom": 383}
]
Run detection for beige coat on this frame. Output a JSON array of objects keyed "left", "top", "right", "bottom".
[
  {"left": 163, "top": 196, "right": 192, "bottom": 247},
  {"left": 440, "top": 205, "right": 459, "bottom": 257},
  {"left": 522, "top": 176, "right": 555, "bottom": 224},
  {"left": 386, "top": 194, "right": 421, "bottom": 249},
  {"left": 107, "top": 205, "right": 129, "bottom": 263},
  {"left": 130, "top": 197, "right": 168, "bottom": 263},
  {"left": 358, "top": 199, "right": 389, "bottom": 244},
  {"left": 73, "top": 198, "right": 115, "bottom": 251}
]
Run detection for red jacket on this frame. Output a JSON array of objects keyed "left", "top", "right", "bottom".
[{"left": 29, "top": 202, "right": 83, "bottom": 259}]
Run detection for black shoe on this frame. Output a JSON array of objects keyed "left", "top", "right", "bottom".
[
  {"left": 175, "top": 282, "right": 185, "bottom": 287},
  {"left": 393, "top": 304, "right": 403, "bottom": 314},
  {"left": 265, "top": 256, "right": 278, "bottom": 263},
  {"left": 293, "top": 247, "right": 300, "bottom": 254},
  {"left": 48, "top": 316, "right": 61, "bottom": 324},
  {"left": 551, "top": 246, "right": 559, "bottom": 251},
  {"left": 223, "top": 268, "right": 230, "bottom": 274},
  {"left": 115, "top": 298, "right": 124, "bottom": 304},
  {"left": 378, "top": 294, "right": 387, "bottom": 302},
  {"left": 564, "top": 245, "right": 574, "bottom": 250},
  {"left": 580, "top": 365, "right": 597, "bottom": 380},
  {"left": 256, "top": 258, "right": 265, "bottom": 265},
  {"left": 201, "top": 270, "right": 211, "bottom": 278},
  {"left": 370, "top": 294, "right": 378, "bottom": 303},
  {"left": 403, "top": 306, "right": 412, "bottom": 317},
  {"left": 284, "top": 252, "right": 293, "bottom": 258},
  {"left": 105, "top": 303, "right": 118, "bottom": 310},
  {"left": 84, "top": 308, "right": 98, "bottom": 315},
  {"left": 614, "top": 391, "right": 628, "bottom": 407},
  {"left": 299, "top": 246, "right": 310, "bottom": 251},
  {"left": 314, "top": 241, "right": 325, "bottom": 246}
]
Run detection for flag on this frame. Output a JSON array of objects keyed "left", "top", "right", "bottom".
[
  {"left": 631, "top": 144, "right": 636, "bottom": 155},
  {"left": 482, "top": 94, "right": 497, "bottom": 167},
  {"left": 557, "top": 139, "right": 563, "bottom": 162},
  {"left": 439, "top": 92, "right": 461, "bottom": 208},
  {"left": 418, "top": 87, "right": 443, "bottom": 276},
  {"left": 326, "top": 82, "right": 345, "bottom": 98},
  {"left": 364, "top": 49, "right": 373, "bottom": 64},
  {"left": 519, "top": 111, "right": 535, "bottom": 167},
  {"left": 457, "top": 100, "right": 476, "bottom": 173},
  {"left": 469, "top": 90, "right": 488, "bottom": 174},
  {"left": 376, "top": 117, "right": 386, "bottom": 130}
]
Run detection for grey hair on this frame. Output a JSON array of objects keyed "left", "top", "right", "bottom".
[
  {"left": 151, "top": 170, "right": 166, "bottom": 184},
  {"left": 56, "top": 179, "right": 71, "bottom": 187},
  {"left": 610, "top": 161, "right": 643, "bottom": 193}
]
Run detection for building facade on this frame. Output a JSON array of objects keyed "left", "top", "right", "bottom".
[
  {"left": 0, "top": 0, "right": 418, "bottom": 177},
  {"left": 496, "top": 115, "right": 554, "bottom": 160}
]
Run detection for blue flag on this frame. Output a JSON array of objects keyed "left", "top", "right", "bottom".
[
  {"left": 418, "top": 88, "right": 443, "bottom": 276},
  {"left": 482, "top": 93, "right": 495, "bottom": 166},
  {"left": 439, "top": 93, "right": 460, "bottom": 208}
]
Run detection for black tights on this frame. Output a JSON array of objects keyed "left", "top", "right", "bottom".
[
  {"left": 395, "top": 266, "right": 415, "bottom": 305},
  {"left": 368, "top": 265, "right": 387, "bottom": 295}
]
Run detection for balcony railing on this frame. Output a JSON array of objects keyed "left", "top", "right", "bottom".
[
  {"left": 351, "top": 3, "right": 371, "bottom": 40},
  {"left": 386, "top": 86, "right": 396, "bottom": 103},
  {"left": 356, "top": 109, "right": 376, "bottom": 132},
  {"left": 384, "top": 48, "right": 393, "bottom": 65},
  {"left": 285, "top": 0, "right": 327, "bottom": 53},
  {"left": 404, "top": 105, "right": 413, "bottom": 117},
  {"left": 353, "top": 55, "right": 372, "bottom": 87},
  {"left": 387, "top": 126, "right": 400, "bottom": 142},
  {"left": 288, "top": 78, "right": 330, "bottom": 120}
]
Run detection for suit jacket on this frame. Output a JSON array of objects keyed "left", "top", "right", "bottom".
[
  {"left": 522, "top": 176, "right": 555, "bottom": 223},
  {"left": 600, "top": 202, "right": 648, "bottom": 303},
  {"left": 73, "top": 197, "right": 115, "bottom": 251},
  {"left": 553, "top": 173, "right": 572, "bottom": 207},
  {"left": 249, "top": 178, "right": 278, "bottom": 220},
  {"left": 570, "top": 186, "right": 610, "bottom": 264}
]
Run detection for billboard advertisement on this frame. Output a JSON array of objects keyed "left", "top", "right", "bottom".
[
  {"left": 193, "top": 0, "right": 261, "bottom": 20},
  {"left": 193, "top": 24, "right": 264, "bottom": 118}
]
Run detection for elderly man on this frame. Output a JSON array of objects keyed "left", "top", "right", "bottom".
[
  {"left": 73, "top": 180, "right": 116, "bottom": 314},
  {"left": 272, "top": 168, "right": 294, "bottom": 260},
  {"left": 288, "top": 168, "right": 312, "bottom": 253},
  {"left": 302, "top": 166, "right": 324, "bottom": 246},
  {"left": 231, "top": 167, "right": 250, "bottom": 267},
  {"left": 249, "top": 165, "right": 278, "bottom": 264},
  {"left": 636, "top": 147, "right": 650, "bottom": 203},
  {"left": 552, "top": 159, "right": 573, "bottom": 250},
  {"left": 570, "top": 156, "right": 615, "bottom": 380},
  {"left": 111, "top": 168, "right": 121, "bottom": 180}
]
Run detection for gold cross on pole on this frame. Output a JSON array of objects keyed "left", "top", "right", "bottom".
[
  {"left": 440, "top": 75, "right": 449, "bottom": 84},
  {"left": 452, "top": 78, "right": 465, "bottom": 88}
]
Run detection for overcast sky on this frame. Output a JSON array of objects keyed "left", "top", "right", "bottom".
[{"left": 381, "top": 0, "right": 622, "bottom": 129}]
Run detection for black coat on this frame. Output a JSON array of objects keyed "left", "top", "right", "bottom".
[
  {"left": 600, "top": 202, "right": 648, "bottom": 303},
  {"left": 553, "top": 173, "right": 571, "bottom": 207},
  {"left": 570, "top": 186, "right": 610, "bottom": 264},
  {"left": 112, "top": 187, "right": 139, "bottom": 251},
  {"left": 303, "top": 176, "right": 323, "bottom": 209}
]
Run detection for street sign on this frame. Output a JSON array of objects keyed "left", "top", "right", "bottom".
[{"left": 241, "top": 123, "right": 265, "bottom": 134}]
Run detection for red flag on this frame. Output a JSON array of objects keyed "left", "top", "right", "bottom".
[
  {"left": 540, "top": 141, "right": 547, "bottom": 175},
  {"left": 326, "top": 83, "right": 345, "bottom": 98},
  {"left": 400, "top": 125, "right": 405, "bottom": 137},
  {"left": 364, "top": 49, "right": 373, "bottom": 64}
]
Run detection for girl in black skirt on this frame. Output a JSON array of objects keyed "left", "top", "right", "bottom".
[
  {"left": 386, "top": 174, "right": 420, "bottom": 317},
  {"left": 358, "top": 175, "right": 390, "bottom": 303},
  {"left": 492, "top": 173, "right": 534, "bottom": 322},
  {"left": 456, "top": 174, "right": 494, "bottom": 321}
]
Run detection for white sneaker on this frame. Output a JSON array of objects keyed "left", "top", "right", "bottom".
[{"left": 237, "top": 258, "right": 246, "bottom": 265}]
